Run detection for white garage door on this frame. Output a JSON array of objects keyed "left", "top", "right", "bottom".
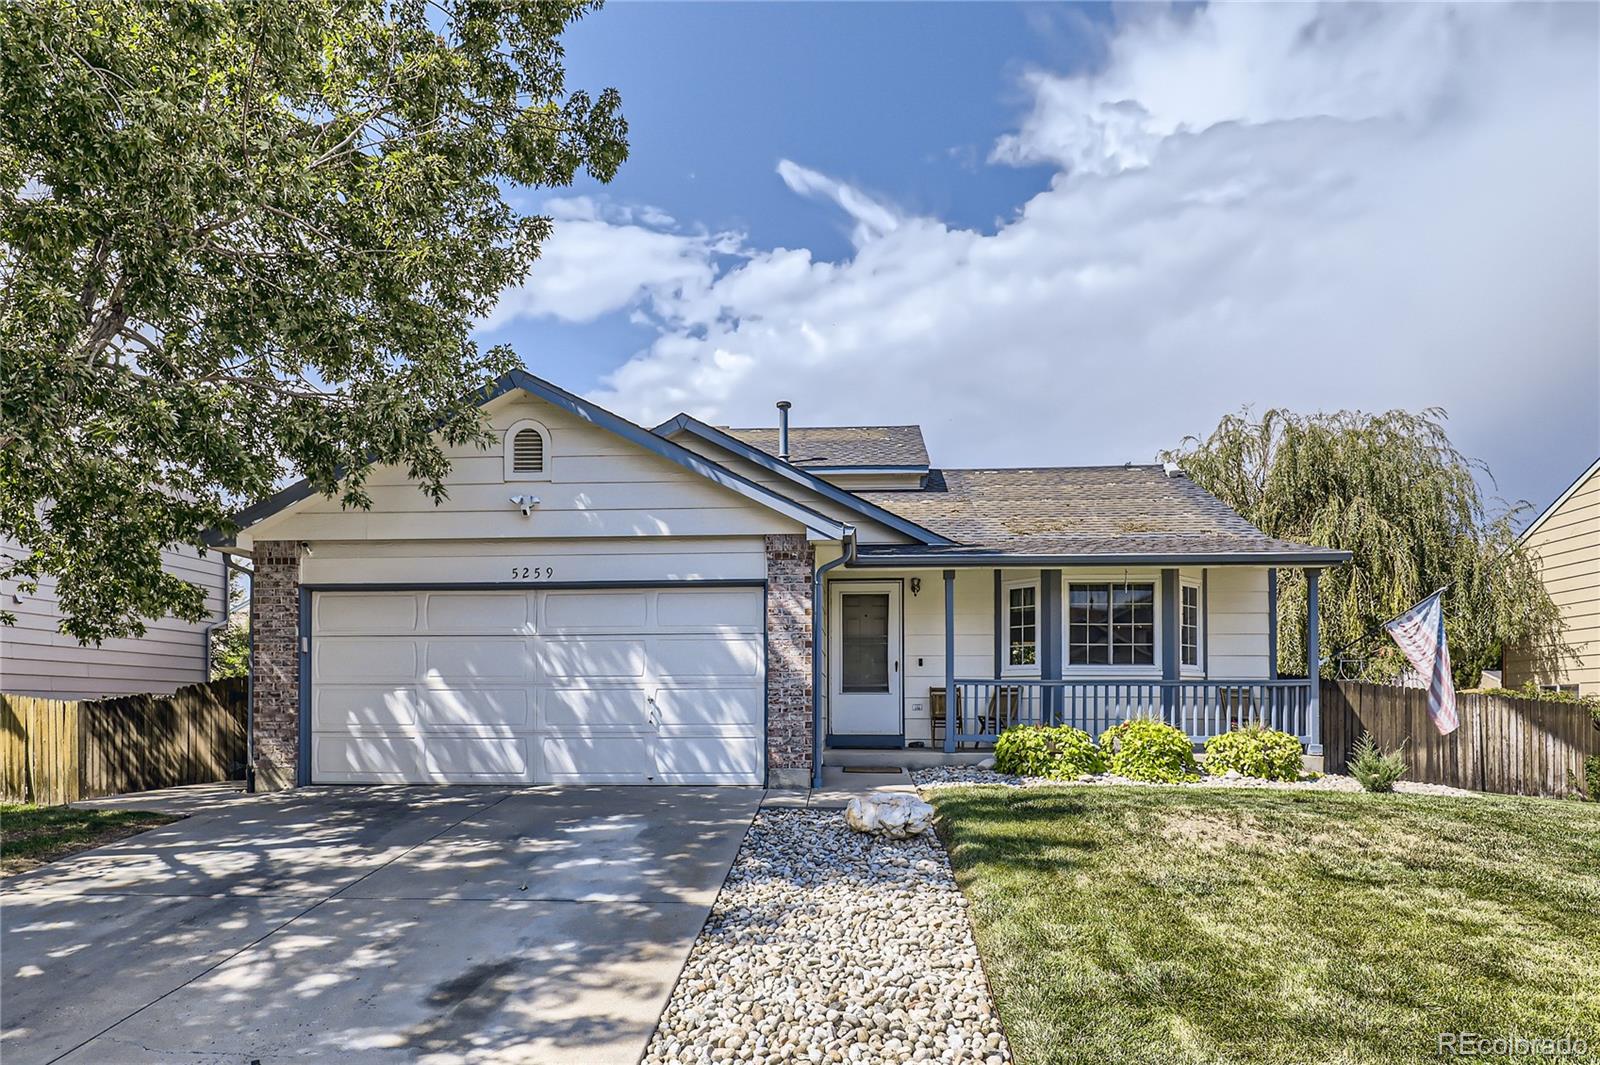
[{"left": 309, "top": 587, "right": 765, "bottom": 785}]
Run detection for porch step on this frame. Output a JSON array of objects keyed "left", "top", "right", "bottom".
[{"left": 824, "top": 747, "right": 993, "bottom": 769}]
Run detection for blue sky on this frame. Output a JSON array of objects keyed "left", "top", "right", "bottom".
[{"left": 477, "top": 2, "right": 1599, "bottom": 521}]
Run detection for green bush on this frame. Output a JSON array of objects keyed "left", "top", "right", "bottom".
[
  {"left": 1584, "top": 755, "right": 1600, "bottom": 803},
  {"left": 1348, "top": 732, "right": 1407, "bottom": 792},
  {"left": 1099, "top": 719, "right": 1200, "bottom": 783},
  {"left": 1203, "top": 725, "right": 1305, "bottom": 781},
  {"left": 993, "top": 724, "right": 1107, "bottom": 779}
]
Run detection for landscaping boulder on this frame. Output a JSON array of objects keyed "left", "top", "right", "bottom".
[{"left": 844, "top": 793, "right": 935, "bottom": 838}]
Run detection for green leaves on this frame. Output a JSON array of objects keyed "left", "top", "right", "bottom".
[
  {"left": 0, "top": 0, "right": 626, "bottom": 642},
  {"left": 1163, "top": 409, "right": 1570, "bottom": 687}
]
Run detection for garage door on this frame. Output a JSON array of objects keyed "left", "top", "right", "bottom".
[{"left": 308, "top": 587, "right": 765, "bottom": 785}]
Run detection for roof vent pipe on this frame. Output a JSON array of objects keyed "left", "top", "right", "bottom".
[{"left": 776, "top": 400, "right": 792, "bottom": 461}]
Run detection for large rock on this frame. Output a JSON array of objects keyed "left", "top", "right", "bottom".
[{"left": 844, "top": 792, "right": 935, "bottom": 839}]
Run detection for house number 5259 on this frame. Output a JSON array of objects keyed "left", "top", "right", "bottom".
[{"left": 511, "top": 566, "right": 554, "bottom": 579}]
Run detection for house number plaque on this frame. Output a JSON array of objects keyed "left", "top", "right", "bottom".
[{"left": 511, "top": 566, "right": 555, "bottom": 579}]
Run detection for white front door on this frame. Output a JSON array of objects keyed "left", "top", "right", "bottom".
[{"left": 828, "top": 582, "right": 903, "bottom": 740}]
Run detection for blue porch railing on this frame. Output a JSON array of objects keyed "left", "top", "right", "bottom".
[{"left": 947, "top": 678, "right": 1315, "bottom": 747}]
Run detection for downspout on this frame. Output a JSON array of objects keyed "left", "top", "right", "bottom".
[{"left": 812, "top": 524, "right": 856, "bottom": 789}]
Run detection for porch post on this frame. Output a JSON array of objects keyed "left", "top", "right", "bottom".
[
  {"left": 1040, "top": 569, "right": 1062, "bottom": 723},
  {"left": 1160, "top": 568, "right": 1179, "bottom": 724},
  {"left": 1306, "top": 567, "right": 1323, "bottom": 755},
  {"left": 944, "top": 569, "right": 957, "bottom": 754},
  {"left": 992, "top": 570, "right": 1004, "bottom": 678}
]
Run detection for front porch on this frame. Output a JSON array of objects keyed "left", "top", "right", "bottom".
[{"left": 818, "top": 561, "right": 1326, "bottom": 763}]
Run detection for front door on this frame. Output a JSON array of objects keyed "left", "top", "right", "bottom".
[{"left": 828, "top": 582, "right": 903, "bottom": 744}]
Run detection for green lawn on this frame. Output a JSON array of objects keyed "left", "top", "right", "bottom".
[
  {"left": 1, "top": 803, "right": 178, "bottom": 877},
  {"left": 932, "top": 786, "right": 1600, "bottom": 1065}
]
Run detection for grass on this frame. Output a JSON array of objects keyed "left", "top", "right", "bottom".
[
  {"left": 932, "top": 786, "right": 1600, "bottom": 1065},
  {"left": 1, "top": 803, "right": 179, "bottom": 877}
]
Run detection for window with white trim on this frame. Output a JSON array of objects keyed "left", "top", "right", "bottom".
[
  {"left": 1007, "top": 584, "right": 1038, "bottom": 669},
  {"left": 1069, "top": 582, "right": 1155, "bottom": 666},
  {"left": 1181, "top": 584, "right": 1200, "bottom": 668},
  {"left": 504, "top": 419, "right": 552, "bottom": 480}
]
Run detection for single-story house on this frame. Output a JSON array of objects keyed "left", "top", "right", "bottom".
[
  {"left": 1503, "top": 456, "right": 1599, "bottom": 696},
  {"left": 0, "top": 537, "right": 228, "bottom": 699},
  {"left": 216, "top": 370, "right": 1350, "bottom": 790}
]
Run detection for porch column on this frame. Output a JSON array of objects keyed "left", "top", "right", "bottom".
[
  {"left": 1160, "top": 568, "right": 1179, "bottom": 723},
  {"left": 992, "top": 570, "right": 1004, "bottom": 677},
  {"left": 1040, "top": 569, "right": 1062, "bottom": 723},
  {"left": 943, "top": 569, "right": 957, "bottom": 754},
  {"left": 1306, "top": 567, "right": 1323, "bottom": 754}
]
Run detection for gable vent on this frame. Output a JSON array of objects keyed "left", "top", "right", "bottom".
[{"left": 511, "top": 428, "right": 545, "bottom": 473}]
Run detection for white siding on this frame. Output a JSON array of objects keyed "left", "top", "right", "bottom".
[
  {"left": 1205, "top": 567, "right": 1272, "bottom": 679},
  {"left": 0, "top": 537, "right": 226, "bottom": 699},
  {"left": 300, "top": 538, "right": 768, "bottom": 586},
  {"left": 243, "top": 393, "right": 806, "bottom": 546}
]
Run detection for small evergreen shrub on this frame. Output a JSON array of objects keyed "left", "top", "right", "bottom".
[
  {"left": 1099, "top": 719, "right": 1200, "bottom": 783},
  {"left": 1203, "top": 725, "right": 1305, "bottom": 781},
  {"left": 993, "top": 724, "right": 1107, "bottom": 779},
  {"left": 1348, "top": 732, "right": 1407, "bottom": 792},
  {"left": 1584, "top": 755, "right": 1600, "bottom": 803}
]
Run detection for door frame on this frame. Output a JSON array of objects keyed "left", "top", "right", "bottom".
[
  {"left": 294, "top": 578, "right": 769, "bottom": 786},
  {"left": 824, "top": 577, "right": 905, "bottom": 749}
]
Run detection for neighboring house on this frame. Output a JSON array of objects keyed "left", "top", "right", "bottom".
[
  {"left": 216, "top": 370, "right": 1349, "bottom": 790},
  {"left": 1503, "top": 457, "right": 1600, "bottom": 696},
  {"left": 0, "top": 537, "right": 228, "bottom": 699}
]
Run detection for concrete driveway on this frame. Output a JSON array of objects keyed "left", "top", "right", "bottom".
[{"left": 1, "top": 785, "right": 760, "bottom": 1065}]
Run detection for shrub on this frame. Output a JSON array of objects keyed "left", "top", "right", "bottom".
[
  {"left": 993, "top": 724, "right": 1107, "bottom": 779},
  {"left": 1203, "top": 725, "right": 1304, "bottom": 781},
  {"left": 1348, "top": 732, "right": 1407, "bottom": 792},
  {"left": 1099, "top": 719, "right": 1200, "bottom": 783},
  {"left": 1584, "top": 755, "right": 1600, "bottom": 803}
]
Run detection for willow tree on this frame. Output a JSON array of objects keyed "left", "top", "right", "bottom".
[
  {"left": 1, "top": 0, "right": 626, "bottom": 642},
  {"left": 1162, "top": 409, "right": 1567, "bottom": 687}
]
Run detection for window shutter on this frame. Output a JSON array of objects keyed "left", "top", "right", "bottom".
[{"left": 512, "top": 428, "right": 544, "bottom": 473}]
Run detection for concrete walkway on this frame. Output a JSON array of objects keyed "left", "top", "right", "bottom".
[{"left": 1, "top": 784, "right": 760, "bottom": 1065}]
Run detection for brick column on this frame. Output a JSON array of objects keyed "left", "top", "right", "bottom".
[
  {"left": 764, "top": 534, "right": 815, "bottom": 788},
  {"left": 250, "top": 540, "right": 303, "bottom": 791}
]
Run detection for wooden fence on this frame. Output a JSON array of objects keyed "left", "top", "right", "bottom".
[
  {"left": 0, "top": 677, "right": 247, "bottom": 805},
  {"left": 1321, "top": 680, "right": 1600, "bottom": 799}
]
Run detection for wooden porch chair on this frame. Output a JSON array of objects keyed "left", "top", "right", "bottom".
[{"left": 930, "top": 684, "right": 1024, "bottom": 749}]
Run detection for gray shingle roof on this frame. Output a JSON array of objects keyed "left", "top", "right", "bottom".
[
  {"left": 723, "top": 425, "right": 929, "bottom": 468},
  {"left": 856, "top": 465, "right": 1345, "bottom": 560}
]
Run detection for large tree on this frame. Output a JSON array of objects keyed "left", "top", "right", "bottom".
[
  {"left": 0, "top": 0, "right": 626, "bottom": 642},
  {"left": 1162, "top": 409, "right": 1568, "bottom": 687}
]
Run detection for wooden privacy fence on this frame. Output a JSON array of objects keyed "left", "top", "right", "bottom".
[
  {"left": 1321, "top": 680, "right": 1600, "bottom": 799},
  {"left": 0, "top": 677, "right": 247, "bottom": 805}
]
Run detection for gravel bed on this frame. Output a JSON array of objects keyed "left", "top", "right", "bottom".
[
  {"left": 643, "top": 809, "right": 1011, "bottom": 1065},
  {"left": 911, "top": 764, "right": 1483, "bottom": 798}
]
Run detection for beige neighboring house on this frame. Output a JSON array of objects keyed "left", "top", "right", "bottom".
[
  {"left": 0, "top": 537, "right": 228, "bottom": 699},
  {"left": 1504, "top": 457, "right": 1600, "bottom": 696}
]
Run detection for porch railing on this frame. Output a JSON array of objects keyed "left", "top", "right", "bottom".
[{"left": 946, "top": 678, "right": 1315, "bottom": 747}]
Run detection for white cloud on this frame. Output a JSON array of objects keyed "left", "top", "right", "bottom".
[{"left": 491, "top": 4, "right": 1599, "bottom": 506}]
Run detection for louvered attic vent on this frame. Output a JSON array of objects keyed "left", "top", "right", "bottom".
[{"left": 512, "top": 428, "right": 545, "bottom": 473}]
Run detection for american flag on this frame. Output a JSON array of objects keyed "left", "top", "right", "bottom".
[{"left": 1383, "top": 591, "right": 1459, "bottom": 735}]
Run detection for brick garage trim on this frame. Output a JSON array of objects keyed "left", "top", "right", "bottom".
[
  {"left": 250, "top": 539, "right": 302, "bottom": 791},
  {"left": 764, "top": 534, "right": 815, "bottom": 788}
]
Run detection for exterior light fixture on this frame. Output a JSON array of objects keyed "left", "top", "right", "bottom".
[
  {"left": 509, "top": 495, "right": 541, "bottom": 517},
  {"left": 910, "top": 577, "right": 922, "bottom": 596}
]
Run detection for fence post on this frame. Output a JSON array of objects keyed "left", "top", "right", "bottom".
[{"left": 1305, "top": 568, "right": 1322, "bottom": 755}]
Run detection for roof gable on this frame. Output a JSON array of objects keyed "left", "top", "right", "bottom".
[
  {"left": 653, "top": 414, "right": 954, "bottom": 546},
  {"left": 216, "top": 370, "right": 850, "bottom": 545},
  {"left": 1519, "top": 456, "right": 1600, "bottom": 543}
]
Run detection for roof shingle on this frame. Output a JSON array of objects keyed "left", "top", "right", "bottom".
[
  {"left": 857, "top": 465, "right": 1341, "bottom": 559},
  {"left": 723, "top": 425, "right": 929, "bottom": 468}
]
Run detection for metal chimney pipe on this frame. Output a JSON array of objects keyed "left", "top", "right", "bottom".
[{"left": 776, "top": 400, "right": 792, "bottom": 461}]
